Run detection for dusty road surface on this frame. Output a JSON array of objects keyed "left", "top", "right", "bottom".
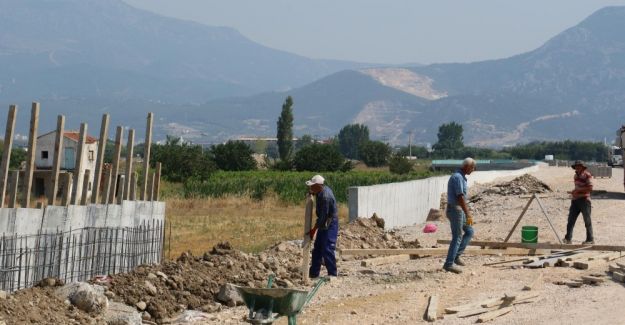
[{"left": 212, "top": 166, "right": 625, "bottom": 325}]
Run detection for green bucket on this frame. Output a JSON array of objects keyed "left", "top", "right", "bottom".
[{"left": 521, "top": 226, "right": 538, "bottom": 243}]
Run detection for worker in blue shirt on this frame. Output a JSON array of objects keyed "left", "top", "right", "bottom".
[
  {"left": 306, "top": 174, "right": 338, "bottom": 278},
  {"left": 443, "top": 158, "right": 476, "bottom": 274}
]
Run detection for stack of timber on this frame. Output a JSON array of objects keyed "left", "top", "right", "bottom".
[
  {"left": 444, "top": 288, "right": 540, "bottom": 322},
  {"left": 608, "top": 262, "right": 625, "bottom": 283}
]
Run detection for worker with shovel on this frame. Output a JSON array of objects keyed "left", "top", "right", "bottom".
[
  {"left": 443, "top": 158, "right": 476, "bottom": 274},
  {"left": 306, "top": 174, "right": 339, "bottom": 278}
]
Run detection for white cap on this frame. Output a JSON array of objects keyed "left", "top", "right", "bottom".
[{"left": 305, "top": 174, "right": 325, "bottom": 186}]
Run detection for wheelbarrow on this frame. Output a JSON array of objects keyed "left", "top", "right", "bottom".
[{"left": 234, "top": 275, "right": 328, "bottom": 325}]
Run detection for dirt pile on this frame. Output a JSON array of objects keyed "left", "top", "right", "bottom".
[
  {"left": 339, "top": 214, "right": 420, "bottom": 250},
  {"left": 104, "top": 241, "right": 307, "bottom": 322},
  {"left": 0, "top": 286, "right": 105, "bottom": 324},
  {"left": 474, "top": 174, "right": 552, "bottom": 198}
]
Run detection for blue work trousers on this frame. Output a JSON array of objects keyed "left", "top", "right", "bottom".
[
  {"left": 309, "top": 218, "right": 338, "bottom": 277},
  {"left": 444, "top": 208, "right": 474, "bottom": 268}
]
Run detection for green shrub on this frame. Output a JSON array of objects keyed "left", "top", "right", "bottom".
[
  {"left": 389, "top": 154, "right": 413, "bottom": 174},
  {"left": 293, "top": 143, "right": 344, "bottom": 172}
]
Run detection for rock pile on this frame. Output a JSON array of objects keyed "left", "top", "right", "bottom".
[
  {"left": 475, "top": 174, "right": 552, "bottom": 198},
  {"left": 339, "top": 214, "right": 420, "bottom": 250}
]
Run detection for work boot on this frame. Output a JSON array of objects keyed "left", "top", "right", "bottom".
[
  {"left": 454, "top": 256, "right": 466, "bottom": 266},
  {"left": 443, "top": 265, "right": 463, "bottom": 274},
  {"left": 563, "top": 238, "right": 572, "bottom": 244},
  {"left": 582, "top": 240, "right": 594, "bottom": 245}
]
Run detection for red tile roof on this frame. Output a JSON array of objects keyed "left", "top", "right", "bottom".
[{"left": 64, "top": 131, "right": 98, "bottom": 144}]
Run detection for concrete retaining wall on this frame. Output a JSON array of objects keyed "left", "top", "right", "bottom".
[
  {"left": 348, "top": 164, "right": 541, "bottom": 229},
  {"left": 0, "top": 201, "right": 165, "bottom": 236}
]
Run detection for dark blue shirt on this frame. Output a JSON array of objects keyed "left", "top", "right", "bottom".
[
  {"left": 447, "top": 169, "right": 468, "bottom": 208},
  {"left": 315, "top": 186, "right": 337, "bottom": 229}
]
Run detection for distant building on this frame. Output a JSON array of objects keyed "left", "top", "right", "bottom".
[{"left": 33, "top": 131, "right": 99, "bottom": 200}]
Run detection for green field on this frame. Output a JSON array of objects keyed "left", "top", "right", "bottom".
[{"left": 182, "top": 170, "right": 437, "bottom": 203}]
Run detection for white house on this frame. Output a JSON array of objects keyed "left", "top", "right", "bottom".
[{"left": 34, "top": 131, "right": 99, "bottom": 201}]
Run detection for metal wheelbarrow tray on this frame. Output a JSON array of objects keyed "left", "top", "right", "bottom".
[{"left": 234, "top": 277, "right": 327, "bottom": 325}]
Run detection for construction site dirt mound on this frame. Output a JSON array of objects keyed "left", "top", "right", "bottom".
[
  {"left": 0, "top": 286, "right": 105, "bottom": 324},
  {"left": 474, "top": 174, "right": 552, "bottom": 198},
  {"left": 104, "top": 240, "right": 308, "bottom": 322},
  {"left": 339, "top": 214, "right": 420, "bottom": 250}
]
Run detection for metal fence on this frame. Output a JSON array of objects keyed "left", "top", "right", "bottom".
[{"left": 0, "top": 220, "right": 164, "bottom": 292}]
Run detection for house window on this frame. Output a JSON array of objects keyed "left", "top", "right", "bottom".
[
  {"left": 42, "top": 151, "right": 49, "bottom": 159},
  {"left": 88, "top": 150, "right": 95, "bottom": 161}
]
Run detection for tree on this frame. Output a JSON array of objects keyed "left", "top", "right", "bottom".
[
  {"left": 433, "top": 122, "right": 464, "bottom": 158},
  {"left": 295, "top": 134, "right": 314, "bottom": 151},
  {"left": 338, "top": 124, "right": 370, "bottom": 159},
  {"left": 211, "top": 141, "right": 257, "bottom": 171},
  {"left": 358, "top": 141, "right": 391, "bottom": 167},
  {"left": 389, "top": 154, "right": 413, "bottom": 174},
  {"left": 276, "top": 96, "right": 294, "bottom": 163},
  {"left": 151, "top": 136, "right": 215, "bottom": 182},
  {"left": 293, "top": 143, "right": 345, "bottom": 172},
  {"left": 397, "top": 145, "right": 429, "bottom": 159}
]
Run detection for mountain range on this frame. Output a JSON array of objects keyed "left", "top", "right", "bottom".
[{"left": 1, "top": 1, "right": 624, "bottom": 146}]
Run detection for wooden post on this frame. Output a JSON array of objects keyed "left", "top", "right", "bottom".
[
  {"left": 301, "top": 194, "right": 313, "bottom": 283},
  {"left": 80, "top": 169, "right": 91, "bottom": 206},
  {"left": 147, "top": 172, "right": 155, "bottom": 201},
  {"left": 504, "top": 195, "right": 534, "bottom": 242},
  {"left": 123, "top": 129, "right": 134, "bottom": 200},
  {"left": 117, "top": 175, "right": 125, "bottom": 203},
  {"left": 0, "top": 105, "right": 17, "bottom": 208},
  {"left": 91, "top": 114, "right": 109, "bottom": 204},
  {"left": 8, "top": 170, "right": 19, "bottom": 208},
  {"left": 49, "top": 115, "right": 65, "bottom": 205},
  {"left": 108, "top": 126, "right": 123, "bottom": 204},
  {"left": 61, "top": 173, "right": 72, "bottom": 206},
  {"left": 129, "top": 172, "right": 137, "bottom": 201},
  {"left": 22, "top": 102, "right": 39, "bottom": 208},
  {"left": 70, "top": 123, "right": 88, "bottom": 205},
  {"left": 140, "top": 113, "right": 153, "bottom": 200},
  {"left": 102, "top": 169, "right": 112, "bottom": 205},
  {"left": 153, "top": 162, "right": 161, "bottom": 201}
]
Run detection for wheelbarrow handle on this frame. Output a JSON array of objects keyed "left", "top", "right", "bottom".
[{"left": 304, "top": 277, "right": 328, "bottom": 306}]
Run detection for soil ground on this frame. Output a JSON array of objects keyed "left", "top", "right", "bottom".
[{"left": 212, "top": 165, "right": 625, "bottom": 324}]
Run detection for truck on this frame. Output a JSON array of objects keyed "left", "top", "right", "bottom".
[{"left": 608, "top": 145, "right": 623, "bottom": 167}]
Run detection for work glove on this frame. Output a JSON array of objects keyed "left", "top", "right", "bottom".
[
  {"left": 309, "top": 226, "right": 318, "bottom": 239},
  {"left": 466, "top": 215, "right": 474, "bottom": 226}
]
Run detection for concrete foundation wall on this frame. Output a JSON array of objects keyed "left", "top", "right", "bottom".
[
  {"left": 348, "top": 165, "right": 541, "bottom": 229},
  {"left": 0, "top": 201, "right": 165, "bottom": 236}
]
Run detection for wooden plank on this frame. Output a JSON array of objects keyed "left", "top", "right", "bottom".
[
  {"left": 445, "top": 297, "right": 503, "bottom": 314},
  {"left": 117, "top": 175, "right": 125, "bottom": 202},
  {"left": 0, "top": 105, "right": 17, "bottom": 207},
  {"left": 8, "top": 170, "right": 19, "bottom": 208},
  {"left": 341, "top": 247, "right": 544, "bottom": 257},
  {"left": 565, "top": 281, "right": 583, "bottom": 288},
  {"left": 22, "top": 102, "right": 39, "bottom": 208},
  {"left": 70, "top": 123, "right": 88, "bottom": 205},
  {"left": 108, "top": 126, "right": 123, "bottom": 204},
  {"left": 425, "top": 295, "right": 438, "bottom": 322},
  {"left": 102, "top": 169, "right": 112, "bottom": 205},
  {"left": 574, "top": 253, "right": 622, "bottom": 269},
  {"left": 504, "top": 194, "right": 534, "bottom": 242},
  {"left": 612, "top": 271, "right": 625, "bottom": 282},
  {"left": 483, "top": 257, "right": 533, "bottom": 267},
  {"left": 49, "top": 115, "right": 65, "bottom": 205},
  {"left": 457, "top": 306, "right": 498, "bottom": 318},
  {"left": 91, "top": 114, "right": 109, "bottom": 204},
  {"left": 581, "top": 275, "right": 605, "bottom": 284},
  {"left": 80, "top": 169, "right": 91, "bottom": 205},
  {"left": 523, "top": 273, "right": 543, "bottom": 291},
  {"left": 503, "top": 291, "right": 540, "bottom": 302},
  {"left": 123, "top": 129, "right": 134, "bottom": 200},
  {"left": 436, "top": 239, "right": 625, "bottom": 252},
  {"left": 482, "top": 298, "right": 505, "bottom": 308},
  {"left": 361, "top": 254, "right": 411, "bottom": 267},
  {"left": 477, "top": 306, "right": 512, "bottom": 323},
  {"left": 141, "top": 112, "right": 153, "bottom": 200},
  {"left": 534, "top": 195, "right": 563, "bottom": 244},
  {"left": 153, "top": 162, "right": 161, "bottom": 201}
]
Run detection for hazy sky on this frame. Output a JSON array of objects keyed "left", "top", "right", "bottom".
[{"left": 123, "top": 0, "right": 625, "bottom": 64}]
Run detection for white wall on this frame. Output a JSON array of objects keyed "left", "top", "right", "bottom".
[{"left": 348, "top": 164, "right": 541, "bottom": 229}]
